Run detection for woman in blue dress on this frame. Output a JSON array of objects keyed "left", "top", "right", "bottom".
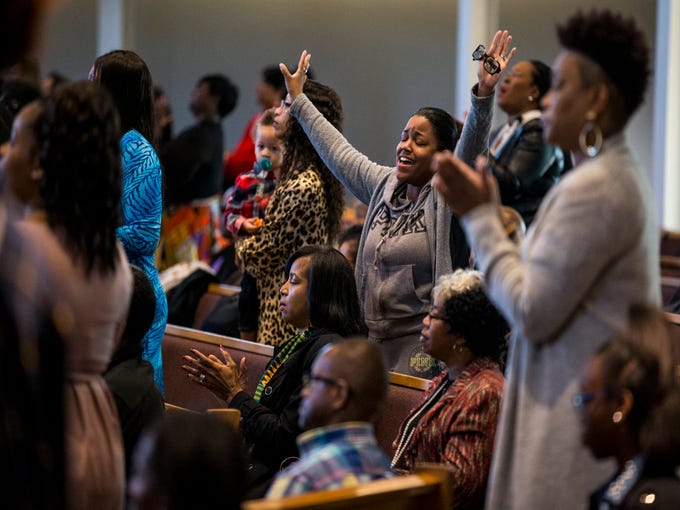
[{"left": 92, "top": 50, "right": 168, "bottom": 394}]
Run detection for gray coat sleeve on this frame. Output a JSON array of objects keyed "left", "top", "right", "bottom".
[
  {"left": 290, "top": 94, "right": 397, "bottom": 206},
  {"left": 454, "top": 85, "right": 495, "bottom": 166}
]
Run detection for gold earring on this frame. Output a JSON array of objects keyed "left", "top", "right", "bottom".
[
  {"left": 612, "top": 411, "right": 623, "bottom": 423},
  {"left": 578, "top": 110, "right": 603, "bottom": 157}
]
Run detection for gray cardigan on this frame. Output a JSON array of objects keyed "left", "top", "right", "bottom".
[
  {"left": 463, "top": 134, "right": 660, "bottom": 510},
  {"left": 290, "top": 89, "right": 494, "bottom": 339}
]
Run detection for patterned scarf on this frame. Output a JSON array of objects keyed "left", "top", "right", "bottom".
[{"left": 253, "top": 328, "right": 312, "bottom": 402}]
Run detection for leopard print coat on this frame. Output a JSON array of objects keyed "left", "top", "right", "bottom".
[{"left": 236, "top": 166, "right": 330, "bottom": 346}]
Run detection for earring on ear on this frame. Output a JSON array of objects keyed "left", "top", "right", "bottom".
[
  {"left": 612, "top": 411, "right": 623, "bottom": 423},
  {"left": 528, "top": 95, "right": 534, "bottom": 102},
  {"left": 578, "top": 110, "right": 603, "bottom": 157}
]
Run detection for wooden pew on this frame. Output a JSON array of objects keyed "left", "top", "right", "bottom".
[
  {"left": 193, "top": 283, "right": 241, "bottom": 330},
  {"left": 242, "top": 464, "right": 453, "bottom": 510},
  {"left": 374, "top": 372, "right": 429, "bottom": 455},
  {"left": 162, "top": 324, "right": 274, "bottom": 411},
  {"left": 661, "top": 275, "right": 680, "bottom": 307},
  {"left": 660, "top": 255, "right": 680, "bottom": 278},
  {"left": 661, "top": 229, "right": 680, "bottom": 257},
  {"left": 161, "top": 325, "right": 429, "bottom": 455}
]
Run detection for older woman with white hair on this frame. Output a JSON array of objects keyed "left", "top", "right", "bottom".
[{"left": 391, "top": 269, "right": 509, "bottom": 510}]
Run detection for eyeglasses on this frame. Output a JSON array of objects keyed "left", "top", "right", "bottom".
[
  {"left": 428, "top": 310, "right": 449, "bottom": 322},
  {"left": 472, "top": 44, "right": 501, "bottom": 75},
  {"left": 571, "top": 387, "right": 619, "bottom": 410},
  {"left": 302, "top": 373, "right": 341, "bottom": 388}
]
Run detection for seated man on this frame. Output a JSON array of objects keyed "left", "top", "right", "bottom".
[{"left": 266, "top": 337, "right": 394, "bottom": 498}]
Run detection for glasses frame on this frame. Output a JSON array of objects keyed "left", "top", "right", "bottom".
[
  {"left": 428, "top": 310, "right": 449, "bottom": 322},
  {"left": 471, "top": 44, "right": 501, "bottom": 75},
  {"left": 302, "top": 372, "right": 341, "bottom": 388}
]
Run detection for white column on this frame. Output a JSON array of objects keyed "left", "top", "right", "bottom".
[
  {"left": 96, "top": 0, "right": 135, "bottom": 55},
  {"left": 454, "top": 0, "right": 499, "bottom": 118},
  {"left": 653, "top": 0, "right": 680, "bottom": 230}
]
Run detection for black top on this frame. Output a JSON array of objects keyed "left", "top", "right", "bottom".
[
  {"left": 161, "top": 119, "right": 224, "bottom": 207},
  {"left": 229, "top": 330, "right": 340, "bottom": 487},
  {"left": 104, "top": 357, "right": 165, "bottom": 476},
  {"left": 488, "top": 117, "right": 567, "bottom": 226}
]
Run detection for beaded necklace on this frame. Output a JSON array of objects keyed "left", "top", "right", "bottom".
[{"left": 253, "top": 328, "right": 312, "bottom": 402}]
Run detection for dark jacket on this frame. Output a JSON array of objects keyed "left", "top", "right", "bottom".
[
  {"left": 488, "top": 117, "right": 566, "bottom": 226},
  {"left": 161, "top": 119, "right": 224, "bottom": 206},
  {"left": 229, "top": 330, "right": 340, "bottom": 485}
]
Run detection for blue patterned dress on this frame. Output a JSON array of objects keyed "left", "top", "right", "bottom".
[{"left": 118, "top": 130, "right": 168, "bottom": 394}]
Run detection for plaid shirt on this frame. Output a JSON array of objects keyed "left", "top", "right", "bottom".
[{"left": 266, "top": 422, "right": 395, "bottom": 498}]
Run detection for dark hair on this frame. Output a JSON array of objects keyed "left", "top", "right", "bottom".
[
  {"left": 557, "top": 9, "right": 650, "bottom": 119},
  {"left": 434, "top": 270, "right": 509, "bottom": 365},
  {"left": 198, "top": 74, "right": 238, "bottom": 119},
  {"left": 37, "top": 81, "right": 122, "bottom": 276},
  {"left": 281, "top": 80, "right": 344, "bottom": 243},
  {"left": 284, "top": 245, "right": 365, "bottom": 337},
  {"left": 153, "top": 85, "right": 173, "bottom": 147},
  {"left": 641, "top": 387, "right": 680, "bottom": 472},
  {"left": 528, "top": 60, "right": 552, "bottom": 102},
  {"left": 262, "top": 65, "right": 285, "bottom": 94},
  {"left": 0, "top": 79, "right": 40, "bottom": 117},
  {"left": 142, "top": 413, "right": 247, "bottom": 510},
  {"left": 127, "top": 266, "right": 156, "bottom": 338},
  {"left": 109, "top": 266, "right": 156, "bottom": 368},
  {"left": 0, "top": 1, "right": 44, "bottom": 70},
  {"left": 414, "top": 107, "right": 458, "bottom": 152},
  {"left": 597, "top": 304, "right": 678, "bottom": 435},
  {"left": 93, "top": 50, "right": 155, "bottom": 143},
  {"left": 340, "top": 224, "right": 363, "bottom": 245}
]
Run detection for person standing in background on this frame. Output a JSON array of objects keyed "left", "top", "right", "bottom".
[
  {"left": 161, "top": 73, "right": 238, "bottom": 266},
  {"left": 487, "top": 59, "right": 568, "bottom": 226},
  {"left": 92, "top": 50, "right": 168, "bottom": 394}
]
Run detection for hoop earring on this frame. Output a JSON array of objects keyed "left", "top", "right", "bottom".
[{"left": 578, "top": 111, "right": 603, "bottom": 158}]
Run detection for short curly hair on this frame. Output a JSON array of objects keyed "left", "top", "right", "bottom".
[
  {"left": 557, "top": 9, "right": 650, "bottom": 119},
  {"left": 433, "top": 269, "right": 509, "bottom": 365}
]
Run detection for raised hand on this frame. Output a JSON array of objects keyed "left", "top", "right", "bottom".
[
  {"left": 477, "top": 30, "right": 516, "bottom": 97},
  {"left": 280, "top": 50, "right": 311, "bottom": 99}
]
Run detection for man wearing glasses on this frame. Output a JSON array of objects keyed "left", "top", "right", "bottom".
[{"left": 266, "top": 338, "right": 394, "bottom": 498}]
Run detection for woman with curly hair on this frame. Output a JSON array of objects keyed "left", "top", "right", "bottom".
[
  {"left": 8, "top": 81, "right": 132, "bottom": 509},
  {"left": 392, "top": 269, "right": 508, "bottom": 510},
  {"left": 236, "top": 79, "right": 345, "bottom": 346},
  {"left": 432, "top": 10, "right": 657, "bottom": 508},
  {"left": 280, "top": 32, "right": 513, "bottom": 377},
  {"left": 91, "top": 49, "right": 168, "bottom": 394}
]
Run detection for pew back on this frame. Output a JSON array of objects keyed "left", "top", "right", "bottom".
[
  {"left": 193, "top": 283, "right": 241, "bottom": 330},
  {"left": 162, "top": 325, "right": 274, "bottom": 410},
  {"left": 161, "top": 326, "right": 429, "bottom": 455},
  {"left": 242, "top": 464, "right": 453, "bottom": 510}
]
